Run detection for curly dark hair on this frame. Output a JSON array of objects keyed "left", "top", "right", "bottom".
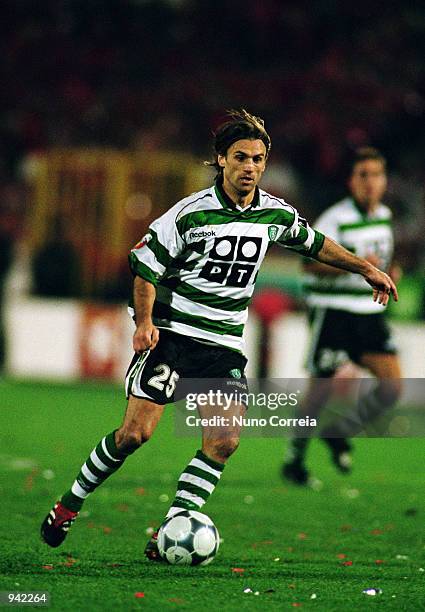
[{"left": 205, "top": 109, "right": 271, "bottom": 176}]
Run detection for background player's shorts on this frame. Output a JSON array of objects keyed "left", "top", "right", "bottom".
[
  {"left": 306, "top": 308, "right": 397, "bottom": 376},
  {"left": 125, "top": 329, "right": 248, "bottom": 405}
]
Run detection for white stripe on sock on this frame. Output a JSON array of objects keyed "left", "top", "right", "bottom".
[
  {"left": 179, "top": 472, "right": 215, "bottom": 493},
  {"left": 81, "top": 463, "right": 101, "bottom": 484},
  {"left": 90, "top": 450, "right": 112, "bottom": 473},
  {"left": 166, "top": 506, "right": 187, "bottom": 518},
  {"left": 189, "top": 457, "right": 222, "bottom": 479},
  {"left": 71, "top": 481, "right": 90, "bottom": 499},
  {"left": 174, "top": 489, "right": 205, "bottom": 508},
  {"left": 165, "top": 506, "right": 187, "bottom": 518}
]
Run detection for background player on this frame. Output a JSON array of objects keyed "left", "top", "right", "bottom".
[
  {"left": 40, "top": 113, "right": 397, "bottom": 559},
  {"left": 283, "top": 147, "right": 402, "bottom": 485}
]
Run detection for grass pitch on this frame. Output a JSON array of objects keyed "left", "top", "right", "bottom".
[{"left": 0, "top": 379, "right": 423, "bottom": 610}]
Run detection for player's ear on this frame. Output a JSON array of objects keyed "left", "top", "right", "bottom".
[{"left": 217, "top": 154, "right": 226, "bottom": 168}]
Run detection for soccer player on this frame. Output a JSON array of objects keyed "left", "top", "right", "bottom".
[
  {"left": 283, "top": 147, "right": 402, "bottom": 485},
  {"left": 41, "top": 112, "right": 397, "bottom": 559}
]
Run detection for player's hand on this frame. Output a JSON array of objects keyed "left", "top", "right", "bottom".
[
  {"left": 133, "top": 320, "right": 159, "bottom": 353},
  {"left": 363, "top": 266, "right": 398, "bottom": 306}
]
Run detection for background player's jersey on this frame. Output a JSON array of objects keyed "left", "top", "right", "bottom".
[
  {"left": 304, "top": 197, "right": 394, "bottom": 314},
  {"left": 129, "top": 182, "right": 324, "bottom": 352}
]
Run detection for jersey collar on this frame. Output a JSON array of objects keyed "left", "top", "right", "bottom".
[
  {"left": 351, "top": 197, "right": 380, "bottom": 219},
  {"left": 214, "top": 177, "right": 260, "bottom": 211}
]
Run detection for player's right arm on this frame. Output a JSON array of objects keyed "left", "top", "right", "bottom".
[
  {"left": 132, "top": 276, "right": 159, "bottom": 353},
  {"left": 128, "top": 202, "right": 186, "bottom": 353}
]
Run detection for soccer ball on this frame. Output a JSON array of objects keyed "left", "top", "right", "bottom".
[{"left": 157, "top": 510, "right": 219, "bottom": 566}]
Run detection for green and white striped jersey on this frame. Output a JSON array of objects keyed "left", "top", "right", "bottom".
[
  {"left": 305, "top": 197, "right": 394, "bottom": 314},
  {"left": 129, "top": 181, "right": 324, "bottom": 352}
]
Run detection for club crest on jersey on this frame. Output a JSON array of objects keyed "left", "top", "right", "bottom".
[
  {"left": 229, "top": 368, "right": 242, "bottom": 379},
  {"left": 133, "top": 234, "right": 151, "bottom": 250},
  {"left": 268, "top": 225, "right": 279, "bottom": 241}
]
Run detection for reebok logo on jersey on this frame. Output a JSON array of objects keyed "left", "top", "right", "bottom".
[{"left": 189, "top": 230, "right": 216, "bottom": 239}]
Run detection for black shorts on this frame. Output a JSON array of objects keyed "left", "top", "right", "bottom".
[
  {"left": 306, "top": 308, "right": 397, "bottom": 376},
  {"left": 125, "top": 329, "right": 248, "bottom": 405}
]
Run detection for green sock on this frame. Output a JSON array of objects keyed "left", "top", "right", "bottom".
[
  {"left": 61, "top": 431, "right": 128, "bottom": 512},
  {"left": 166, "top": 450, "right": 225, "bottom": 518}
]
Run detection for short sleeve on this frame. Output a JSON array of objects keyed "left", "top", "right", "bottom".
[
  {"left": 129, "top": 206, "right": 186, "bottom": 285},
  {"left": 276, "top": 205, "right": 325, "bottom": 258}
]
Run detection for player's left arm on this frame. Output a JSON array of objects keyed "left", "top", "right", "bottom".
[
  {"left": 364, "top": 255, "right": 402, "bottom": 283},
  {"left": 277, "top": 204, "right": 398, "bottom": 305},
  {"left": 315, "top": 235, "right": 398, "bottom": 305}
]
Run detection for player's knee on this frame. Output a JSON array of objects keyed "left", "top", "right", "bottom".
[
  {"left": 206, "top": 437, "right": 240, "bottom": 462},
  {"left": 115, "top": 427, "right": 153, "bottom": 453}
]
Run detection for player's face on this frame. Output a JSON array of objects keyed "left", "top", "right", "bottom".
[
  {"left": 349, "top": 159, "right": 387, "bottom": 209},
  {"left": 218, "top": 139, "right": 267, "bottom": 198}
]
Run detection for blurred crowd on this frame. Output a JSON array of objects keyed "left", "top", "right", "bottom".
[{"left": 1, "top": 0, "right": 424, "bottom": 297}]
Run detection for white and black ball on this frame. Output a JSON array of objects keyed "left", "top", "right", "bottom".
[{"left": 157, "top": 510, "right": 219, "bottom": 566}]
